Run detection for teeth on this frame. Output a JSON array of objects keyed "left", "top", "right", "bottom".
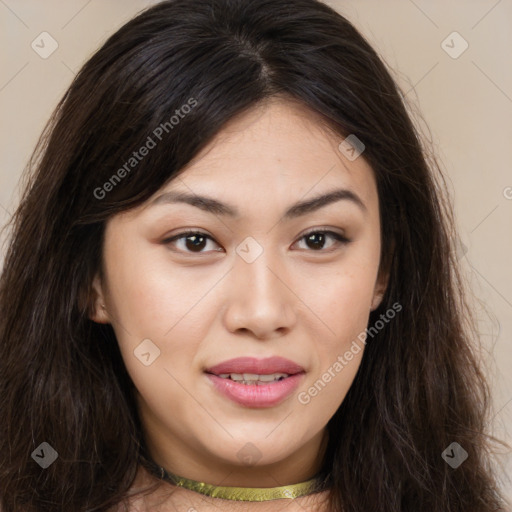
[
  {"left": 217, "top": 372, "right": 289, "bottom": 384},
  {"left": 257, "top": 373, "right": 284, "bottom": 382}
]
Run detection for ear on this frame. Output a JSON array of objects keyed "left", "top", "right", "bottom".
[
  {"left": 370, "top": 266, "right": 389, "bottom": 311},
  {"left": 89, "top": 273, "right": 110, "bottom": 324},
  {"left": 370, "top": 239, "right": 394, "bottom": 311}
]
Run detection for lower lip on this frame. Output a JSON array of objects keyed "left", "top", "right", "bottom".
[{"left": 206, "top": 373, "right": 304, "bottom": 408}]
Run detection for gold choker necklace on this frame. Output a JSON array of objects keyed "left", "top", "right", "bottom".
[{"left": 152, "top": 464, "right": 324, "bottom": 501}]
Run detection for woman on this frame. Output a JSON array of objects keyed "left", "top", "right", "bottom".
[{"left": 0, "top": 0, "right": 508, "bottom": 510}]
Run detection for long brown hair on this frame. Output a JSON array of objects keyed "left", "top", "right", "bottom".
[{"left": 0, "top": 0, "right": 508, "bottom": 510}]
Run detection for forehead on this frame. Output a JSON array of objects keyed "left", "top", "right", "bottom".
[
  {"left": 180, "top": 98, "right": 371, "bottom": 182},
  {"left": 135, "top": 98, "right": 379, "bottom": 221}
]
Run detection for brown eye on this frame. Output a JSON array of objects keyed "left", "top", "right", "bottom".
[
  {"left": 294, "top": 230, "right": 349, "bottom": 251},
  {"left": 164, "top": 230, "right": 222, "bottom": 254}
]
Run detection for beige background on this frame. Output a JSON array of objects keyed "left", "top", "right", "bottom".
[{"left": 1, "top": 0, "right": 511, "bottom": 500}]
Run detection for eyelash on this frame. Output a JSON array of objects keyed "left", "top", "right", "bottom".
[{"left": 163, "top": 228, "right": 350, "bottom": 255}]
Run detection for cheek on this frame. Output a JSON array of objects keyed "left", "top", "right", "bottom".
[
  {"left": 103, "top": 241, "right": 218, "bottom": 387},
  {"left": 104, "top": 240, "right": 202, "bottom": 337},
  {"left": 297, "top": 246, "right": 379, "bottom": 411},
  {"left": 311, "top": 250, "right": 379, "bottom": 342},
  {"left": 307, "top": 270, "right": 370, "bottom": 381},
  {"left": 297, "top": 273, "right": 370, "bottom": 418}
]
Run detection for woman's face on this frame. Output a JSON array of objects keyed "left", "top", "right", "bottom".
[{"left": 91, "top": 98, "right": 387, "bottom": 486}]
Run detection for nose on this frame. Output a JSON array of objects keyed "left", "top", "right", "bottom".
[{"left": 223, "top": 245, "right": 297, "bottom": 340}]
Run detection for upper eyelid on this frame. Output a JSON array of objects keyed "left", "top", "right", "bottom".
[{"left": 166, "top": 227, "right": 345, "bottom": 241}]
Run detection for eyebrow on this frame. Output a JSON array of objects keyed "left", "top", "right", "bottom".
[{"left": 150, "top": 187, "right": 367, "bottom": 219}]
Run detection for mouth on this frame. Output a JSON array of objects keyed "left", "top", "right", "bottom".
[{"left": 204, "top": 356, "right": 305, "bottom": 407}]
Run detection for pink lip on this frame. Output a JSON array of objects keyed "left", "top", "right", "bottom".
[
  {"left": 206, "top": 373, "right": 304, "bottom": 408},
  {"left": 205, "top": 356, "right": 304, "bottom": 375},
  {"left": 205, "top": 357, "right": 305, "bottom": 408}
]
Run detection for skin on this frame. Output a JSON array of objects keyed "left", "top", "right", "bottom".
[{"left": 91, "top": 97, "right": 388, "bottom": 511}]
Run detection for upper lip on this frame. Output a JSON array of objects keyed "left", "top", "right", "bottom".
[{"left": 205, "top": 357, "right": 305, "bottom": 376}]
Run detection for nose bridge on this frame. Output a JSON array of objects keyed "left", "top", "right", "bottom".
[
  {"left": 224, "top": 235, "right": 296, "bottom": 336},
  {"left": 235, "top": 235, "right": 285, "bottom": 302}
]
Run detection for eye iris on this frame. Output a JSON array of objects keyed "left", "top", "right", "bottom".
[
  {"left": 306, "top": 232, "right": 326, "bottom": 250},
  {"left": 185, "top": 234, "right": 207, "bottom": 252}
]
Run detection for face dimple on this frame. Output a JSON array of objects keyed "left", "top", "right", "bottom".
[{"left": 96, "top": 98, "right": 385, "bottom": 487}]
